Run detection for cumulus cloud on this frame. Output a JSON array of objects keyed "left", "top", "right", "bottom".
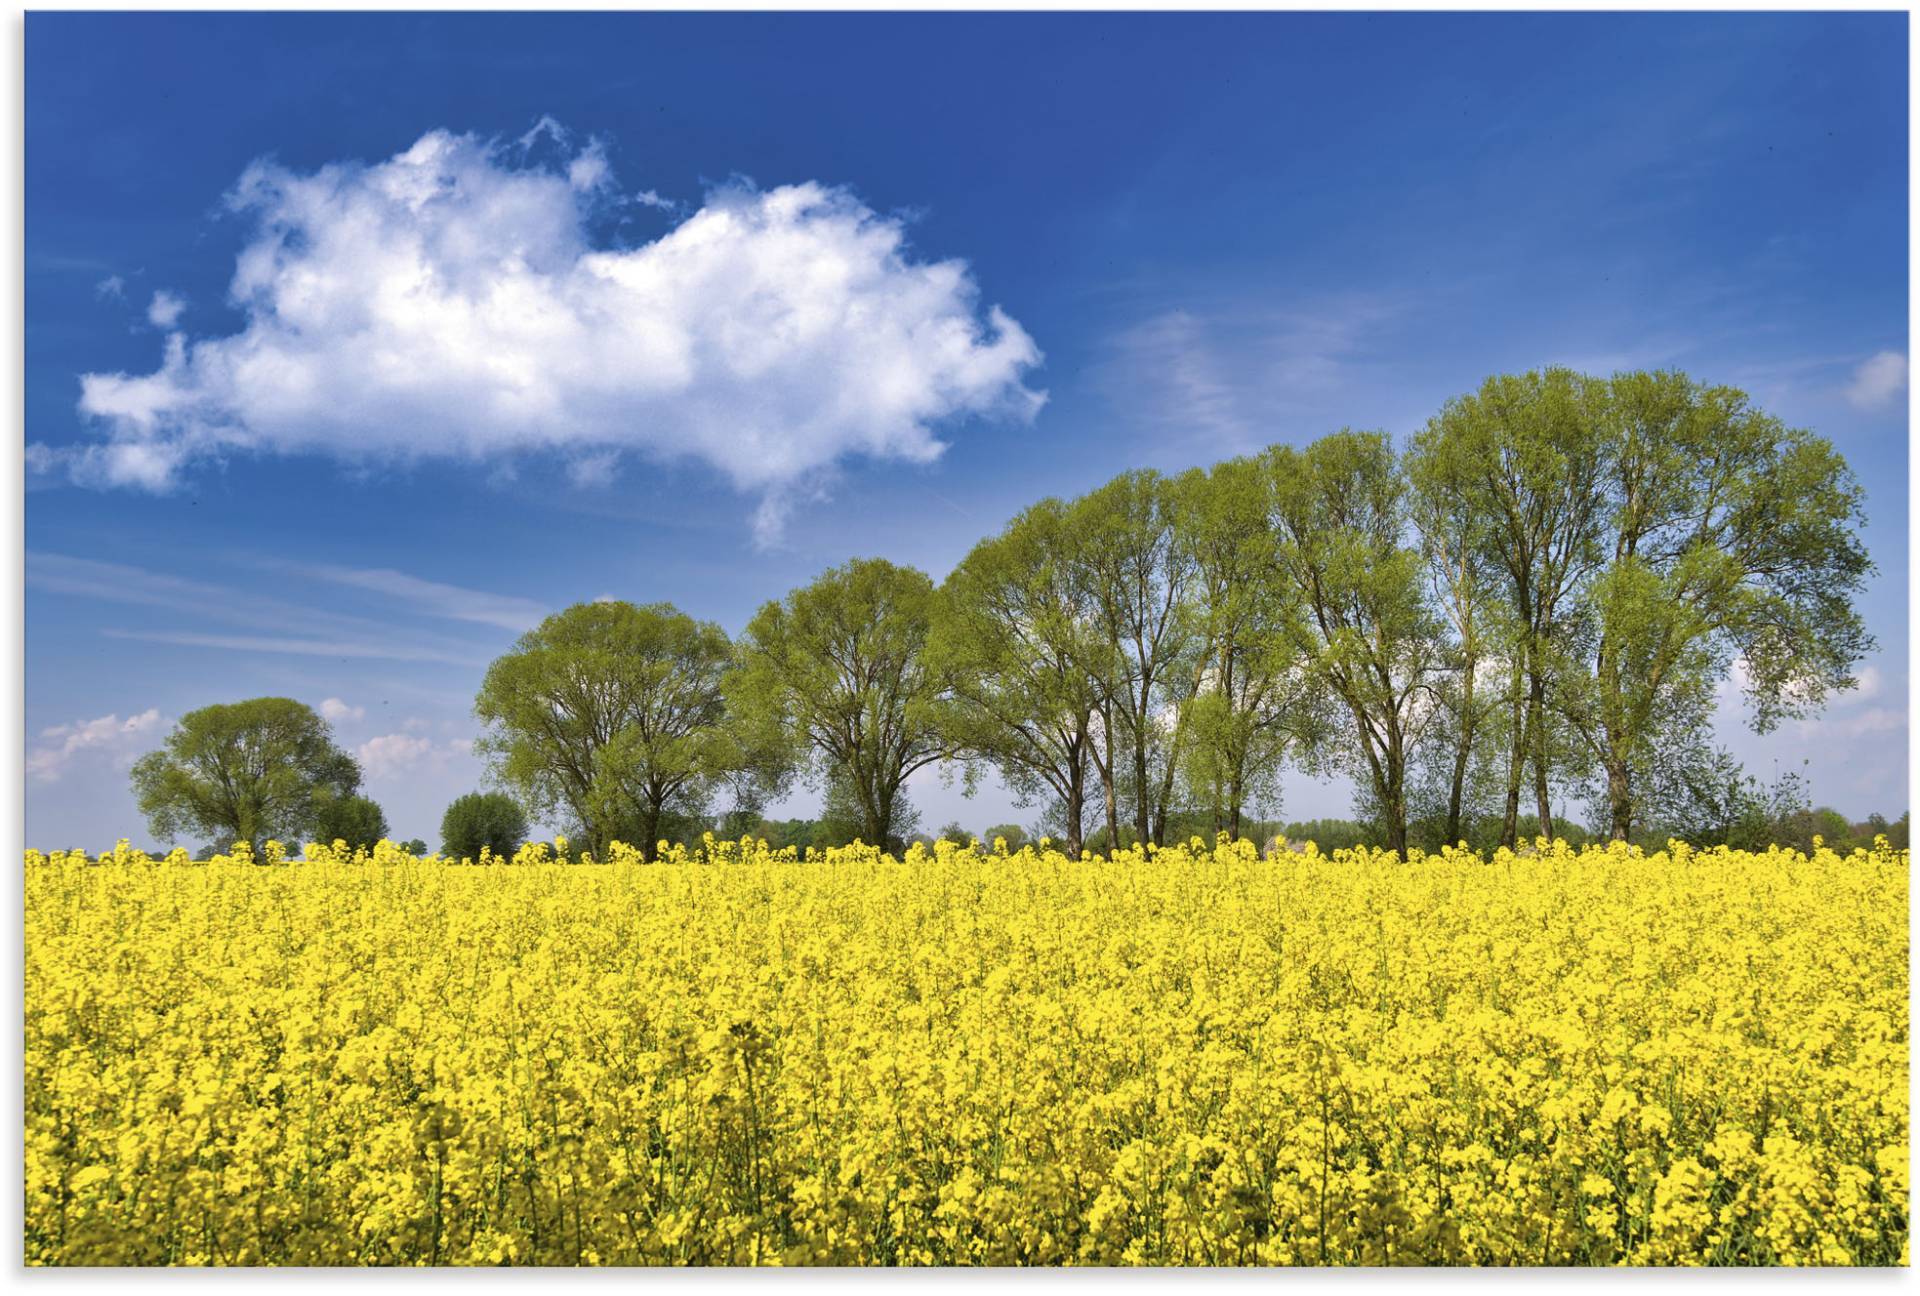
[
  {"left": 319, "top": 697, "right": 365, "bottom": 723},
  {"left": 1845, "top": 351, "right": 1907, "bottom": 410},
  {"left": 28, "top": 709, "right": 164, "bottom": 782},
  {"left": 146, "top": 290, "right": 186, "bottom": 329},
  {"left": 358, "top": 732, "right": 472, "bottom": 780},
  {"left": 57, "top": 125, "right": 1044, "bottom": 542}
]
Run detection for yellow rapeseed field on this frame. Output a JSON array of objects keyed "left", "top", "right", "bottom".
[{"left": 24, "top": 834, "right": 1909, "bottom": 1266}]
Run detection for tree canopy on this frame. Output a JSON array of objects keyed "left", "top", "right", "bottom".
[
  {"left": 475, "top": 600, "right": 773, "bottom": 858},
  {"left": 129, "top": 697, "right": 362, "bottom": 852}
]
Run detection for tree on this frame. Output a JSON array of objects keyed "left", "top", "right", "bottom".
[
  {"left": 1063, "top": 470, "right": 1202, "bottom": 848},
  {"left": 130, "top": 697, "right": 361, "bottom": 852},
  {"left": 982, "top": 823, "right": 1030, "bottom": 852},
  {"left": 1171, "top": 457, "right": 1325, "bottom": 841},
  {"left": 1406, "top": 429, "right": 1519, "bottom": 848},
  {"left": 731, "top": 558, "right": 953, "bottom": 850},
  {"left": 441, "top": 791, "right": 529, "bottom": 861},
  {"left": 934, "top": 497, "right": 1105, "bottom": 858},
  {"left": 1409, "top": 370, "right": 1609, "bottom": 845},
  {"left": 314, "top": 794, "right": 388, "bottom": 850},
  {"left": 1264, "top": 431, "right": 1443, "bottom": 857},
  {"left": 1559, "top": 371, "right": 1873, "bottom": 840},
  {"left": 400, "top": 839, "right": 429, "bottom": 856},
  {"left": 476, "top": 601, "right": 774, "bottom": 859}
]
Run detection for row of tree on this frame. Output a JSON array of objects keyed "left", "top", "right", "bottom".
[{"left": 467, "top": 367, "right": 1873, "bottom": 858}]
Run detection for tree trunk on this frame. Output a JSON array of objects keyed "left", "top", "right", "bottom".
[
  {"left": 1500, "top": 663, "right": 1526, "bottom": 848},
  {"left": 1605, "top": 738, "right": 1632, "bottom": 842},
  {"left": 1521, "top": 664, "right": 1553, "bottom": 842},
  {"left": 1445, "top": 662, "right": 1476, "bottom": 847},
  {"left": 1132, "top": 728, "right": 1152, "bottom": 853},
  {"left": 642, "top": 799, "right": 663, "bottom": 862},
  {"left": 1380, "top": 781, "right": 1407, "bottom": 858},
  {"left": 870, "top": 784, "right": 893, "bottom": 854},
  {"left": 1064, "top": 778, "right": 1085, "bottom": 859},
  {"left": 1097, "top": 716, "right": 1119, "bottom": 854}
]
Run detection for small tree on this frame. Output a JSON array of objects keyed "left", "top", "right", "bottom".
[
  {"left": 313, "top": 795, "right": 388, "bottom": 850},
  {"left": 441, "top": 792, "right": 529, "bottom": 862},
  {"left": 982, "top": 823, "right": 1029, "bottom": 852},
  {"left": 400, "top": 838, "right": 429, "bottom": 856},
  {"left": 130, "top": 697, "right": 361, "bottom": 851}
]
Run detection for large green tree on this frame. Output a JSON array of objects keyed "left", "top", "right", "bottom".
[
  {"left": 1264, "top": 431, "right": 1443, "bottom": 857},
  {"left": 1171, "top": 457, "right": 1324, "bottom": 841},
  {"left": 475, "top": 601, "right": 766, "bottom": 859},
  {"left": 934, "top": 497, "right": 1105, "bottom": 858},
  {"left": 1407, "top": 438, "right": 1516, "bottom": 847},
  {"left": 1063, "top": 470, "right": 1202, "bottom": 848},
  {"left": 1409, "top": 369, "right": 1609, "bottom": 844},
  {"left": 731, "top": 558, "right": 952, "bottom": 851},
  {"left": 129, "top": 697, "right": 362, "bottom": 852},
  {"left": 1560, "top": 370, "right": 1873, "bottom": 840}
]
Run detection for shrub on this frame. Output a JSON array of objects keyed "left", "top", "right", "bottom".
[
  {"left": 312, "top": 795, "right": 388, "bottom": 851},
  {"left": 441, "top": 792, "right": 528, "bottom": 862}
]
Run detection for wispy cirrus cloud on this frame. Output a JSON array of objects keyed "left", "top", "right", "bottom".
[
  {"left": 295, "top": 564, "right": 549, "bottom": 632},
  {"left": 101, "top": 628, "right": 487, "bottom": 667},
  {"left": 50, "top": 124, "right": 1044, "bottom": 544},
  {"left": 29, "top": 551, "right": 497, "bottom": 665},
  {"left": 1092, "top": 296, "right": 1405, "bottom": 454}
]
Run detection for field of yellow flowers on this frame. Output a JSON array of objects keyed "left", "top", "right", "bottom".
[{"left": 25, "top": 834, "right": 1909, "bottom": 1266}]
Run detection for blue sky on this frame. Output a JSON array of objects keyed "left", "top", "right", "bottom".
[{"left": 25, "top": 11, "right": 1909, "bottom": 848}]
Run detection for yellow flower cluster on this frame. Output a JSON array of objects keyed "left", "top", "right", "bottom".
[{"left": 25, "top": 834, "right": 1908, "bottom": 1265}]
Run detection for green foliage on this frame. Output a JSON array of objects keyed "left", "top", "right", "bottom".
[
  {"left": 1172, "top": 457, "right": 1327, "bottom": 840},
  {"left": 476, "top": 600, "right": 781, "bottom": 859},
  {"left": 934, "top": 497, "right": 1104, "bottom": 857},
  {"left": 1063, "top": 470, "right": 1203, "bottom": 852},
  {"left": 1265, "top": 431, "right": 1443, "bottom": 856},
  {"left": 732, "top": 558, "right": 950, "bottom": 851},
  {"left": 130, "top": 697, "right": 361, "bottom": 852},
  {"left": 981, "top": 823, "right": 1029, "bottom": 852},
  {"left": 312, "top": 795, "right": 388, "bottom": 851},
  {"left": 440, "top": 792, "right": 529, "bottom": 862}
]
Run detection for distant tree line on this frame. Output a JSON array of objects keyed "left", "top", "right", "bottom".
[{"left": 124, "top": 367, "right": 1884, "bottom": 858}]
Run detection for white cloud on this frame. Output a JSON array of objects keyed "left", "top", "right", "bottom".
[
  {"left": 1844, "top": 351, "right": 1907, "bottom": 411},
  {"left": 319, "top": 697, "right": 365, "bottom": 723},
  {"left": 95, "top": 275, "right": 125, "bottom": 301},
  {"left": 57, "top": 125, "right": 1044, "bottom": 543},
  {"left": 146, "top": 290, "right": 186, "bottom": 329},
  {"left": 1828, "top": 706, "right": 1906, "bottom": 739},
  {"left": 28, "top": 709, "right": 164, "bottom": 782},
  {"left": 357, "top": 732, "right": 472, "bottom": 780},
  {"left": 566, "top": 450, "right": 619, "bottom": 489}
]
